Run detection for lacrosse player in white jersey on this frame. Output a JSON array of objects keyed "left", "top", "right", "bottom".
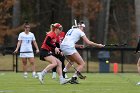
[
  {"left": 14, "top": 22, "right": 39, "bottom": 78},
  {"left": 60, "top": 21, "right": 104, "bottom": 84}
]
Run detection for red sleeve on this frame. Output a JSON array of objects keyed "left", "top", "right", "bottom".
[
  {"left": 61, "top": 32, "right": 65, "bottom": 37},
  {"left": 47, "top": 32, "right": 54, "bottom": 39},
  {"left": 58, "top": 31, "right": 65, "bottom": 43}
]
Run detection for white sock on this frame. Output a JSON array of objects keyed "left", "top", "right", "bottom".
[
  {"left": 63, "top": 68, "right": 68, "bottom": 72},
  {"left": 32, "top": 71, "right": 36, "bottom": 75},
  {"left": 41, "top": 69, "right": 47, "bottom": 77},
  {"left": 73, "top": 73, "right": 78, "bottom": 77},
  {"left": 52, "top": 72, "right": 56, "bottom": 75},
  {"left": 24, "top": 72, "right": 28, "bottom": 75},
  {"left": 59, "top": 75, "right": 64, "bottom": 80}
]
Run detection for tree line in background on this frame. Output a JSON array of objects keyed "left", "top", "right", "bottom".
[{"left": 0, "top": 0, "right": 137, "bottom": 47}]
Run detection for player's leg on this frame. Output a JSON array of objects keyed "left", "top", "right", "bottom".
[
  {"left": 38, "top": 55, "right": 58, "bottom": 83},
  {"left": 22, "top": 58, "right": 28, "bottom": 78},
  {"left": 68, "top": 52, "right": 85, "bottom": 72},
  {"left": 55, "top": 57, "right": 71, "bottom": 84},
  {"left": 137, "top": 58, "right": 140, "bottom": 75},
  {"left": 28, "top": 57, "right": 37, "bottom": 78},
  {"left": 52, "top": 67, "right": 57, "bottom": 79},
  {"left": 67, "top": 52, "right": 85, "bottom": 84},
  {"left": 52, "top": 54, "right": 58, "bottom": 79},
  {"left": 136, "top": 58, "right": 140, "bottom": 85},
  {"left": 60, "top": 45, "right": 74, "bottom": 75},
  {"left": 43, "top": 56, "right": 58, "bottom": 72},
  {"left": 59, "top": 56, "right": 68, "bottom": 78},
  {"left": 63, "top": 61, "right": 74, "bottom": 72}
]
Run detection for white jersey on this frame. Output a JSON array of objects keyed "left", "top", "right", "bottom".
[
  {"left": 60, "top": 28, "right": 85, "bottom": 55},
  {"left": 61, "top": 28, "right": 85, "bottom": 48},
  {"left": 18, "top": 32, "right": 35, "bottom": 57}
]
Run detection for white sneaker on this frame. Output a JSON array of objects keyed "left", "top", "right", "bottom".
[
  {"left": 60, "top": 78, "right": 71, "bottom": 85},
  {"left": 136, "top": 81, "right": 140, "bottom": 85},
  {"left": 37, "top": 72, "right": 44, "bottom": 84},
  {"left": 52, "top": 72, "right": 56, "bottom": 79},
  {"left": 23, "top": 72, "right": 28, "bottom": 78},
  {"left": 32, "top": 72, "right": 38, "bottom": 78}
]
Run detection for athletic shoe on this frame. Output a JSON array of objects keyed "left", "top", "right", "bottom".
[
  {"left": 69, "top": 77, "right": 79, "bottom": 84},
  {"left": 60, "top": 78, "right": 71, "bottom": 85},
  {"left": 136, "top": 81, "right": 140, "bottom": 85},
  {"left": 37, "top": 72, "right": 44, "bottom": 84},
  {"left": 52, "top": 72, "right": 56, "bottom": 79},
  {"left": 23, "top": 72, "right": 28, "bottom": 78}
]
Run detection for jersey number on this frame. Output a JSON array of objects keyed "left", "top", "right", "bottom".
[{"left": 66, "top": 30, "right": 73, "bottom": 36}]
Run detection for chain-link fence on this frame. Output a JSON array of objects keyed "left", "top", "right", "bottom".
[{"left": 0, "top": 47, "right": 138, "bottom": 73}]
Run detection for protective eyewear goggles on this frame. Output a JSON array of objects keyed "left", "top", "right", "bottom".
[{"left": 58, "top": 27, "right": 63, "bottom": 31}]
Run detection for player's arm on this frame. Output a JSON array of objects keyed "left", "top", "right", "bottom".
[
  {"left": 14, "top": 40, "right": 22, "bottom": 53},
  {"left": 32, "top": 40, "right": 39, "bottom": 53},
  {"left": 45, "top": 36, "right": 60, "bottom": 54},
  {"left": 75, "top": 44, "right": 84, "bottom": 48},
  {"left": 46, "top": 36, "right": 56, "bottom": 48},
  {"left": 82, "top": 35, "right": 104, "bottom": 48}
]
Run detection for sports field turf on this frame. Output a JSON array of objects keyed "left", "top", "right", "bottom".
[{"left": 0, "top": 72, "right": 140, "bottom": 93}]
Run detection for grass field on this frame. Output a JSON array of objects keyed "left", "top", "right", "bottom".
[{"left": 0, "top": 72, "right": 140, "bottom": 93}]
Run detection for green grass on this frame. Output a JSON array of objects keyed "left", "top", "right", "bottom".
[{"left": 0, "top": 72, "right": 140, "bottom": 93}]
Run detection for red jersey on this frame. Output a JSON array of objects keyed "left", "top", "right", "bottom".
[
  {"left": 57, "top": 31, "right": 65, "bottom": 44},
  {"left": 41, "top": 31, "right": 58, "bottom": 51}
]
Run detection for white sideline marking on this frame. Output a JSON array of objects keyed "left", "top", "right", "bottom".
[
  {"left": 0, "top": 90, "right": 14, "bottom": 92},
  {"left": 0, "top": 73, "right": 5, "bottom": 76}
]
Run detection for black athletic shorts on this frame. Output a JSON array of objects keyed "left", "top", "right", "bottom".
[{"left": 40, "top": 49, "right": 53, "bottom": 61}]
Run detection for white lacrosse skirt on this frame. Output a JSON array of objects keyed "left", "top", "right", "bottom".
[
  {"left": 60, "top": 45, "right": 77, "bottom": 55},
  {"left": 20, "top": 53, "right": 34, "bottom": 58}
]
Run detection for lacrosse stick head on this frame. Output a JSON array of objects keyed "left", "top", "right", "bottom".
[
  {"left": 71, "top": 19, "right": 78, "bottom": 28},
  {"left": 76, "top": 71, "right": 86, "bottom": 79}
]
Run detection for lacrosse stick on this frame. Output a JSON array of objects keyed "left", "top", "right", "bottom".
[
  {"left": 74, "top": 19, "right": 78, "bottom": 27},
  {"left": 105, "top": 43, "right": 127, "bottom": 47},
  {"left": 72, "top": 19, "right": 78, "bottom": 28},
  {"left": 64, "top": 55, "right": 86, "bottom": 79},
  {"left": 85, "top": 43, "right": 127, "bottom": 48}
]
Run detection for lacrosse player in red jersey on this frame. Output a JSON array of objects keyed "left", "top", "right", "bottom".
[
  {"left": 60, "top": 21, "right": 104, "bottom": 84},
  {"left": 52, "top": 31, "right": 68, "bottom": 79},
  {"left": 38, "top": 23, "right": 71, "bottom": 84}
]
